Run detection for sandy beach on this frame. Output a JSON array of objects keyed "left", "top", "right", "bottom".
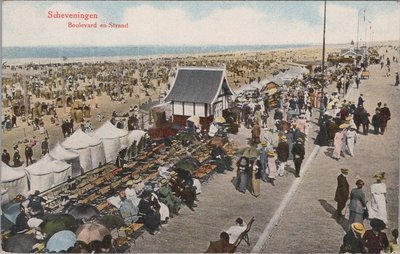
[{"left": 0, "top": 42, "right": 388, "bottom": 160}]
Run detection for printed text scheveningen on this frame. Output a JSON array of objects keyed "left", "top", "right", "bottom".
[{"left": 48, "top": 11, "right": 98, "bottom": 20}]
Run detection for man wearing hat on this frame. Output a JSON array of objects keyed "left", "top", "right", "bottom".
[
  {"left": 339, "top": 223, "right": 366, "bottom": 253},
  {"left": 371, "top": 109, "right": 382, "bottom": 135},
  {"left": 334, "top": 168, "right": 350, "bottom": 217},
  {"left": 266, "top": 150, "right": 277, "bottom": 185},
  {"left": 348, "top": 179, "right": 367, "bottom": 230},
  {"left": 276, "top": 136, "right": 289, "bottom": 177},
  {"left": 158, "top": 178, "right": 182, "bottom": 216},
  {"left": 258, "top": 141, "right": 269, "bottom": 182},
  {"left": 291, "top": 138, "right": 305, "bottom": 178}
]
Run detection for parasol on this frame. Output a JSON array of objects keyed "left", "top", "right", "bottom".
[
  {"left": 187, "top": 115, "right": 200, "bottom": 128},
  {"left": 214, "top": 116, "right": 226, "bottom": 124},
  {"left": 69, "top": 204, "right": 100, "bottom": 222},
  {"left": 3, "top": 202, "right": 21, "bottom": 225},
  {"left": 46, "top": 230, "right": 76, "bottom": 253},
  {"left": 41, "top": 214, "right": 77, "bottom": 236},
  {"left": 76, "top": 222, "right": 111, "bottom": 244},
  {"left": 241, "top": 146, "right": 260, "bottom": 159},
  {"left": 3, "top": 234, "right": 38, "bottom": 253}
]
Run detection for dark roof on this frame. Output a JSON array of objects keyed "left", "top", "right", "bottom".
[{"left": 165, "top": 68, "right": 225, "bottom": 104}]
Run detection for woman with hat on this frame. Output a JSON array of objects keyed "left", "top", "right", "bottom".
[
  {"left": 236, "top": 157, "right": 250, "bottom": 193},
  {"left": 362, "top": 218, "right": 389, "bottom": 253},
  {"left": 332, "top": 124, "right": 348, "bottom": 160},
  {"left": 249, "top": 159, "right": 262, "bottom": 197},
  {"left": 348, "top": 179, "right": 367, "bottom": 230},
  {"left": 346, "top": 124, "right": 357, "bottom": 157},
  {"left": 266, "top": 150, "right": 277, "bottom": 185},
  {"left": 339, "top": 223, "right": 365, "bottom": 253},
  {"left": 367, "top": 172, "right": 388, "bottom": 223}
]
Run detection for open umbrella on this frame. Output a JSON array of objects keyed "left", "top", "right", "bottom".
[
  {"left": 3, "top": 202, "right": 20, "bottom": 224},
  {"left": 214, "top": 116, "right": 226, "bottom": 124},
  {"left": 97, "top": 215, "right": 126, "bottom": 230},
  {"left": 41, "top": 214, "right": 77, "bottom": 236},
  {"left": 46, "top": 230, "right": 76, "bottom": 252},
  {"left": 69, "top": 204, "right": 100, "bottom": 222},
  {"left": 76, "top": 223, "right": 110, "bottom": 244},
  {"left": 187, "top": 115, "right": 200, "bottom": 128},
  {"left": 3, "top": 234, "right": 38, "bottom": 253},
  {"left": 174, "top": 158, "right": 199, "bottom": 174},
  {"left": 241, "top": 146, "right": 260, "bottom": 159}
]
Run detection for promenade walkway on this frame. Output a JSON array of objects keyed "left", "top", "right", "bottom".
[{"left": 262, "top": 46, "right": 399, "bottom": 252}]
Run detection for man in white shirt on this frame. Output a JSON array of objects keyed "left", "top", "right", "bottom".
[{"left": 226, "top": 217, "right": 247, "bottom": 244}]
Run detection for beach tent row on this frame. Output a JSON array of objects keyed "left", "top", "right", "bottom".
[{"left": 1, "top": 121, "right": 146, "bottom": 201}]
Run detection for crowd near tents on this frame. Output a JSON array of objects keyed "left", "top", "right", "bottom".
[{"left": 1, "top": 121, "right": 146, "bottom": 202}]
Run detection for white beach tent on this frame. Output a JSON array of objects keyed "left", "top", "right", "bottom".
[
  {"left": 128, "top": 130, "right": 146, "bottom": 147},
  {"left": 93, "top": 121, "right": 129, "bottom": 162},
  {"left": 1, "top": 162, "right": 29, "bottom": 200},
  {"left": 50, "top": 160, "right": 72, "bottom": 186},
  {"left": 49, "top": 142, "right": 81, "bottom": 177},
  {"left": 25, "top": 154, "right": 55, "bottom": 192},
  {"left": 1, "top": 187, "right": 9, "bottom": 206},
  {"left": 62, "top": 129, "right": 105, "bottom": 173}
]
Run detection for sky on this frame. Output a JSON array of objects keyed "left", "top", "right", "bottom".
[{"left": 2, "top": 1, "right": 399, "bottom": 47}]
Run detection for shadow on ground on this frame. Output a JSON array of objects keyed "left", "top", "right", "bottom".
[{"left": 318, "top": 199, "right": 348, "bottom": 232}]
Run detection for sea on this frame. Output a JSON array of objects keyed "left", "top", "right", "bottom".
[{"left": 2, "top": 44, "right": 314, "bottom": 60}]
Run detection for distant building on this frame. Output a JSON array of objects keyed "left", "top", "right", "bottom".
[
  {"left": 164, "top": 67, "right": 235, "bottom": 131},
  {"left": 340, "top": 48, "right": 365, "bottom": 58}
]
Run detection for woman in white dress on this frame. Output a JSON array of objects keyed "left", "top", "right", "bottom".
[
  {"left": 368, "top": 172, "right": 388, "bottom": 223},
  {"left": 346, "top": 127, "right": 357, "bottom": 156}
]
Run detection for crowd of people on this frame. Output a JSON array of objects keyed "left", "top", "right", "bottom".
[{"left": 335, "top": 169, "right": 398, "bottom": 253}]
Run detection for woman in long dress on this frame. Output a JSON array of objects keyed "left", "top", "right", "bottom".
[
  {"left": 250, "top": 159, "right": 261, "bottom": 197},
  {"left": 236, "top": 157, "right": 250, "bottom": 194},
  {"left": 346, "top": 127, "right": 357, "bottom": 156},
  {"left": 368, "top": 173, "right": 388, "bottom": 223},
  {"left": 333, "top": 126, "right": 346, "bottom": 160}
]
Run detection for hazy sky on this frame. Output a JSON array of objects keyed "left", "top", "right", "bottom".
[{"left": 3, "top": 1, "right": 399, "bottom": 47}]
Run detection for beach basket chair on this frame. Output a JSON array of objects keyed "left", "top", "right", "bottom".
[{"left": 233, "top": 217, "right": 255, "bottom": 251}]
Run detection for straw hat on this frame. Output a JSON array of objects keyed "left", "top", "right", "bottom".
[
  {"left": 160, "top": 178, "right": 168, "bottom": 186},
  {"left": 169, "top": 171, "right": 178, "bottom": 177},
  {"left": 345, "top": 116, "right": 352, "bottom": 121},
  {"left": 126, "top": 180, "right": 134, "bottom": 186},
  {"left": 339, "top": 123, "right": 349, "bottom": 129},
  {"left": 267, "top": 150, "right": 276, "bottom": 157},
  {"left": 340, "top": 168, "right": 349, "bottom": 174},
  {"left": 296, "top": 137, "right": 304, "bottom": 142},
  {"left": 261, "top": 141, "right": 268, "bottom": 147},
  {"left": 132, "top": 175, "right": 142, "bottom": 184},
  {"left": 280, "top": 135, "right": 287, "bottom": 141},
  {"left": 351, "top": 223, "right": 366, "bottom": 235}
]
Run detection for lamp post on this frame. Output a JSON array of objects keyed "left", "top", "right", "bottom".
[
  {"left": 356, "top": 9, "right": 366, "bottom": 54},
  {"left": 62, "top": 56, "right": 67, "bottom": 113}
]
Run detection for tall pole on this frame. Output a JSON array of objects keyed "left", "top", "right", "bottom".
[
  {"left": 319, "top": 0, "right": 327, "bottom": 116},
  {"left": 356, "top": 9, "right": 366, "bottom": 53}
]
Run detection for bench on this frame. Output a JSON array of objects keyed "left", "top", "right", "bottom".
[{"left": 233, "top": 217, "right": 255, "bottom": 251}]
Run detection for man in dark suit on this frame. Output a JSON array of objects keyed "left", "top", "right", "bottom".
[
  {"left": 2, "top": 149, "right": 11, "bottom": 166},
  {"left": 335, "top": 168, "right": 350, "bottom": 217},
  {"left": 348, "top": 179, "right": 367, "bottom": 231}
]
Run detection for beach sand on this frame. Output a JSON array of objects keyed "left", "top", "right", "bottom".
[{"left": 0, "top": 42, "right": 389, "bottom": 161}]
